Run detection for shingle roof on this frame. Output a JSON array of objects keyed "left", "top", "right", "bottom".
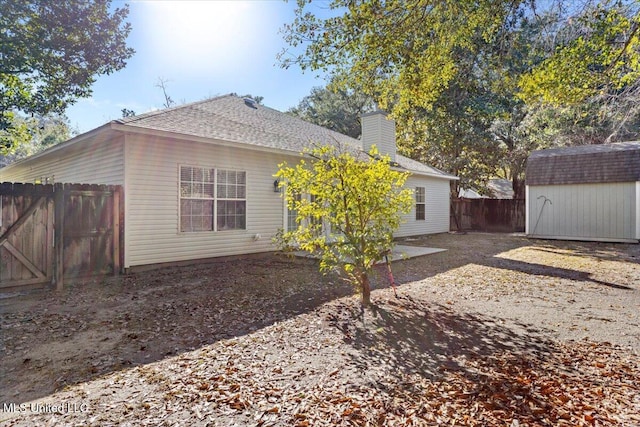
[
  {"left": 116, "top": 94, "right": 456, "bottom": 179},
  {"left": 526, "top": 142, "right": 640, "bottom": 185}
]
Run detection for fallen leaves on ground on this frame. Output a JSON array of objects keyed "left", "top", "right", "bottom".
[
  {"left": 2, "top": 234, "right": 639, "bottom": 426},
  {"left": 4, "top": 295, "right": 639, "bottom": 427}
]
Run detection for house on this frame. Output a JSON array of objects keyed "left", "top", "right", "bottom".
[
  {"left": 0, "top": 95, "right": 458, "bottom": 270},
  {"left": 526, "top": 142, "right": 640, "bottom": 243},
  {"left": 458, "top": 179, "right": 514, "bottom": 199}
]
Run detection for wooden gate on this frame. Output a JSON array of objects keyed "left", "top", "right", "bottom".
[
  {"left": 0, "top": 184, "right": 54, "bottom": 288},
  {"left": 0, "top": 183, "right": 123, "bottom": 291}
]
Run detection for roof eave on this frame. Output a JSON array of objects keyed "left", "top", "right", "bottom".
[
  {"left": 391, "top": 166, "right": 459, "bottom": 180},
  {"left": 0, "top": 122, "right": 119, "bottom": 171}
]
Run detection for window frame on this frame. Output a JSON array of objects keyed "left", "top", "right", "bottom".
[
  {"left": 284, "top": 192, "right": 330, "bottom": 237},
  {"left": 178, "top": 165, "right": 247, "bottom": 233},
  {"left": 415, "top": 186, "right": 426, "bottom": 221}
]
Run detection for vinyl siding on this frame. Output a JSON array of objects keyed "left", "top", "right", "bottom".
[
  {"left": 361, "top": 112, "right": 396, "bottom": 161},
  {"left": 0, "top": 136, "right": 125, "bottom": 185},
  {"left": 123, "top": 134, "right": 299, "bottom": 268},
  {"left": 527, "top": 182, "right": 637, "bottom": 242},
  {"left": 124, "top": 134, "right": 452, "bottom": 268},
  {"left": 396, "top": 175, "right": 450, "bottom": 237}
]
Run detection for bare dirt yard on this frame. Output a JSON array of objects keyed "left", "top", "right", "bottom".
[{"left": 1, "top": 232, "right": 639, "bottom": 426}]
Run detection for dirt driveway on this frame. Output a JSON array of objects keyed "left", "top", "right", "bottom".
[{"left": 1, "top": 233, "right": 639, "bottom": 426}]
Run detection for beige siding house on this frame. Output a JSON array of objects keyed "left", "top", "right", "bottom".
[
  {"left": 526, "top": 143, "right": 640, "bottom": 243},
  {"left": 0, "top": 95, "right": 457, "bottom": 269}
]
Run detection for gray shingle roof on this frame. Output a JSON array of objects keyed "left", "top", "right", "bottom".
[
  {"left": 116, "top": 95, "right": 456, "bottom": 179},
  {"left": 526, "top": 142, "right": 640, "bottom": 185}
]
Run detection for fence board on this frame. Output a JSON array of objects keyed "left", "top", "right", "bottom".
[
  {"left": 451, "top": 198, "right": 525, "bottom": 232},
  {"left": 0, "top": 182, "right": 123, "bottom": 290}
]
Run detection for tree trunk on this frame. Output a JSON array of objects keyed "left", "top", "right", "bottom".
[
  {"left": 512, "top": 176, "right": 525, "bottom": 199},
  {"left": 360, "top": 273, "right": 371, "bottom": 307}
]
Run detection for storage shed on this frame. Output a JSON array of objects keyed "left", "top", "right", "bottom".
[{"left": 526, "top": 142, "right": 640, "bottom": 243}]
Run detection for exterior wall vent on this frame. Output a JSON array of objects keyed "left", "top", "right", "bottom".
[{"left": 243, "top": 98, "right": 258, "bottom": 109}]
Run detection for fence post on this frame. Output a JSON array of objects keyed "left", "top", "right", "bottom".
[
  {"left": 113, "top": 186, "right": 121, "bottom": 275},
  {"left": 54, "top": 185, "right": 64, "bottom": 290}
]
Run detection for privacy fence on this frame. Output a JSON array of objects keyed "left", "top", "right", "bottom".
[
  {"left": 451, "top": 198, "right": 525, "bottom": 232},
  {"left": 0, "top": 182, "right": 123, "bottom": 291}
]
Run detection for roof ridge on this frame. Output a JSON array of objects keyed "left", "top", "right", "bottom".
[
  {"left": 114, "top": 93, "right": 235, "bottom": 124},
  {"left": 531, "top": 141, "right": 640, "bottom": 157}
]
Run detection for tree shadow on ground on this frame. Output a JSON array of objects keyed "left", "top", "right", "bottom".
[
  {"left": 327, "top": 295, "right": 554, "bottom": 382},
  {"left": 0, "top": 255, "right": 355, "bottom": 404},
  {"left": 386, "top": 233, "right": 638, "bottom": 293},
  {"left": 324, "top": 295, "right": 631, "bottom": 425},
  {"left": 530, "top": 242, "right": 640, "bottom": 265},
  {"left": 1, "top": 232, "right": 637, "bottom": 406},
  {"left": 484, "top": 257, "right": 635, "bottom": 290}
]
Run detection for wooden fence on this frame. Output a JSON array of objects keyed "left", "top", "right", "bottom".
[
  {"left": 451, "top": 198, "right": 525, "bottom": 232},
  {"left": 0, "top": 183, "right": 123, "bottom": 291}
]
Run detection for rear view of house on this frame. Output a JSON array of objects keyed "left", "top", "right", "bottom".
[
  {"left": 0, "top": 95, "right": 457, "bottom": 270},
  {"left": 526, "top": 143, "right": 640, "bottom": 243}
]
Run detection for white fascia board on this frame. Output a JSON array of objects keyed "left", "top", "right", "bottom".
[
  {"left": 636, "top": 181, "right": 640, "bottom": 240},
  {"left": 525, "top": 185, "right": 530, "bottom": 235},
  {"left": 391, "top": 167, "right": 458, "bottom": 181},
  {"left": 0, "top": 123, "right": 116, "bottom": 172}
]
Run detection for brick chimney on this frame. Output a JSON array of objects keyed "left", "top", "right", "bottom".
[{"left": 361, "top": 111, "right": 396, "bottom": 162}]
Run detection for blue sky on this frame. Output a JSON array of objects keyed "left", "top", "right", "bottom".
[{"left": 66, "top": 0, "right": 330, "bottom": 133}]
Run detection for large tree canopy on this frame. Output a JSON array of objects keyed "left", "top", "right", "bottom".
[
  {"left": 287, "top": 82, "right": 375, "bottom": 139},
  {"left": 280, "top": 0, "right": 639, "bottom": 111},
  {"left": 0, "top": 113, "right": 75, "bottom": 166},
  {"left": 0, "top": 0, "right": 134, "bottom": 151},
  {"left": 280, "top": 0, "right": 640, "bottom": 197}
]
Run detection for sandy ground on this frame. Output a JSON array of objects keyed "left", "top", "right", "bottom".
[{"left": 0, "top": 232, "right": 638, "bottom": 426}]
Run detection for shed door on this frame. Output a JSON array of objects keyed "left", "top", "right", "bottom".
[{"left": 528, "top": 182, "right": 636, "bottom": 241}]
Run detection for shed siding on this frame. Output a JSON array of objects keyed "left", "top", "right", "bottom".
[
  {"left": 396, "top": 175, "right": 450, "bottom": 237},
  {"left": 123, "top": 134, "right": 299, "bottom": 268},
  {"left": 527, "top": 183, "right": 636, "bottom": 242},
  {"left": 0, "top": 137, "right": 125, "bottom": 185}
]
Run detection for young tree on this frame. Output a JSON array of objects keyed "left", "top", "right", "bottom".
[
  {"left": 275, "top": 145, "right": 413, "bottom": 307},
  {"left": 0, "top": 0, "right": 134, "bottom": 152}
]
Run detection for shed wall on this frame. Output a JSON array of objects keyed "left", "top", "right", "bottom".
[{"left": 527, "top": 182, "right": 637, "bottom": 242}]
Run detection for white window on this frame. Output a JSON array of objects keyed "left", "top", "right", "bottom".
[
  {"left": 286, "top": 193, "right": 301, "bottom": 232},
  {"left": 285, "top": 193, "right": 325, "bottom": 235},
  {"left": 180, "top": 166, "right": 246, "bottom": 232},
  {"left": 415, "top": 187, "right": 426, "bottom": 220}
]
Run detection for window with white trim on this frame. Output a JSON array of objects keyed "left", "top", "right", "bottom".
[
  {"left": 415, "top": 187, "right": 426, "bottom": 220},
  {"left": 180, "top": 166, "right": 246, "bottom": 232},
  {"left": 286, "top": 193, "right": 301, "bottom": 232},
  {"left": 285, "top": 193, "right": 325, "bottom": 234}
]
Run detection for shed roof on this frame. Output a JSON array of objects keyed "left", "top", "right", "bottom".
[{"left": 526, "top": 142, "right": 640, "bottom": 185}]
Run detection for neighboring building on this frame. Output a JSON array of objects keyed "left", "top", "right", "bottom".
[
  {"left": 458, "top": 179, "right": 514, "bottom": 199},
  {"left": 526, "top": 142, "right": 640, "bottom": 243},
  {"left": 0, "top": 95, "right": 457, "bottom": 270}
]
